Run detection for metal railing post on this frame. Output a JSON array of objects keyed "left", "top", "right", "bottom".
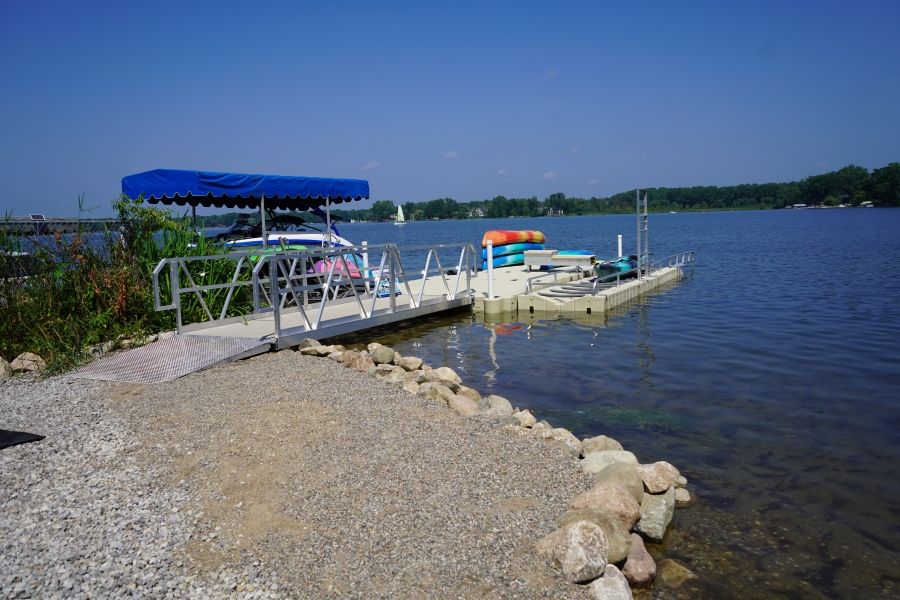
[
  {"left": 272, "top": 256, "right": 281, "bottom": 339},
  {"left": 389, "top": 249, "right": 396, "bottom": 312},
  {"left": 170, "top": 261, "right": 182, "bottom": 332}
]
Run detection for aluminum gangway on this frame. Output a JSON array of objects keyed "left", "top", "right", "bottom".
[{"left": 151, "top": 242, "right": 479, "bottom": 350}]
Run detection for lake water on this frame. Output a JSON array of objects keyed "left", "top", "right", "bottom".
[{"left": 324, "top": 210, "right": 900, "bottom": 599}]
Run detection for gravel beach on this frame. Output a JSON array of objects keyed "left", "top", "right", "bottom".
[{"left": 2, "top": 349, "right": 600, "bottom": 599}]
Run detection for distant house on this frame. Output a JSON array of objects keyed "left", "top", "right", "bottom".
[{"left": 468, "top": 207, "right": 484, "bottom": 218}]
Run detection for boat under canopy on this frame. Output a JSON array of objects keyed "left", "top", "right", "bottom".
[{"left": 121, "top": 169, "right": 369, "bottom": 249}]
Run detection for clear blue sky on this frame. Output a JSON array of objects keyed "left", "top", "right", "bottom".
[{"left": 1, "top": 0, "right": 898, "bottom": 216}]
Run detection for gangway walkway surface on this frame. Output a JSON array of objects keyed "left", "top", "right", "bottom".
[{"left": 74, "top": 335, "right": 269, "bottom": 384}]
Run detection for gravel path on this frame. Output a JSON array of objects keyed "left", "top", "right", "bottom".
[{"left": 2, "top": 349, "right": 598, "bottom": 599}]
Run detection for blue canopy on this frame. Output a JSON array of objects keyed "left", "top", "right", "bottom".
[{"left": 122, "top": 169, "right": 369, "bottom": 211}]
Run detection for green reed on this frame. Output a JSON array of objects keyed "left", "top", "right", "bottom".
[{"left": 0, "top": 195, "right": 252, "bottom": 372}]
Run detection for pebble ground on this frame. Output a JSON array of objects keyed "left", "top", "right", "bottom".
[{"left": 2, "top": 350, "right": 600, "bottom": 599}]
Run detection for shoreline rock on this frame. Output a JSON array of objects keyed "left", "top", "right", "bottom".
[
  {"left": 567, "top": 481, "right": 642, "bottom": 530},
  {"left": 535, "top": 521, "right": 609, "bottom": 583},
  {"left": 635, "top": 487, "right": 675, "bottom": 541}
]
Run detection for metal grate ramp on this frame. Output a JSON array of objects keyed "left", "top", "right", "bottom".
[{"left": 74, "top": 336, "right": 270, "bottom": 384}]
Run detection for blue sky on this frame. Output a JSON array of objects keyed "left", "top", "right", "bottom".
[{"left": 1, "top": 0, "right": 898, "bottom": 216}]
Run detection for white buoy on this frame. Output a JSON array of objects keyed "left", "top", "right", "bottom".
[
  {"left": 487, "top": 240, "right": 494, "bottom": 299},
  {"left": 617, "top": 234, "right": 623, "bottom": 258}
]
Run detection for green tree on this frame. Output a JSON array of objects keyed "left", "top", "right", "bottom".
[
  {"left": 870, "top": 162, "right": 900, "bottom": 207},
  {"left": 371, "top": 200, "right": 396, "bottom": 222}
]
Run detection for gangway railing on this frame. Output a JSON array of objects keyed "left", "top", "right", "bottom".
[{"left": 152, "top": 242, "right": 479, "bottom": 338}]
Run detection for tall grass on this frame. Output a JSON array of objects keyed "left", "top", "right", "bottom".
[{"left": 0, "top": 195, "right": 251, "bottom": 372}]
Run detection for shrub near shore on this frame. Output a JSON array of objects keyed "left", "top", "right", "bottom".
[{"left": 0, "top": 196, "right": 251, "bottom": 373}]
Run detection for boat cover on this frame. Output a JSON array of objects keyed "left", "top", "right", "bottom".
[{"left": 122, "top": 169, "right": 369, "bottom": 211}]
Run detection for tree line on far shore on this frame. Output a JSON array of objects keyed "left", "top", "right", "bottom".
[{"left": 199, "top": 162, "right": 899, "bottom": 226}]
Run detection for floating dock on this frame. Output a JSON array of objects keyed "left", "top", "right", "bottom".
[{"left": 425, "top": 264, "right": 685, "bottom": 318}]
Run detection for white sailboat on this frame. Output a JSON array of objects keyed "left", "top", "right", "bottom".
[{"left": 394, "top": 205, "right": 406, "bottom": 225}]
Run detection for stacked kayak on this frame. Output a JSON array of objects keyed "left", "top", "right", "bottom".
[{"left": 481, "top": 231, "right": 546, "bottom": 269}]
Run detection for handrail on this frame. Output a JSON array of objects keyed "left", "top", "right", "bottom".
[
  {"left": 524, "top": 267, "right": 585, "bottom": 294},
  {"left": 151, "top": 242, "right": 479, "bottom": 334}
]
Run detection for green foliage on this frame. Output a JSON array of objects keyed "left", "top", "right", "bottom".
[
  {"left": 0, "top": 196, "right": 245, "bottom": 372},
  {"left": 370, "top": 200, "right": 397, "bottom": 222},
  {"left": 869, "top": 162, "right": 900, "bottom": 207}
]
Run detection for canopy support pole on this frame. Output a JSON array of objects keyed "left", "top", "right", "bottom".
[
  {"left": 260, "top": 193, "right": 267, "bottom": 251},
  {"left": 326, "top": 198, "right": 332, "bottom": 248},
  {"left": 191, "top": 205, "right": 196, "bottom": 233}
]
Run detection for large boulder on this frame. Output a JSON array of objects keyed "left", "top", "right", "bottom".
[
  {"left": 10, "top": 352, "right": 46, "bottom": 372},
  {"left": 402, "top": 381, "right": 420, "bottom": 395},
  {"left": 449, "top": 394, "right": 480, "bottom": 416},
  {"left": 429, "top": 366, "right": 462, "bottom": 384},
  {"left": 420, "top": 383, "right": 455, "bottom": 405},
  {"left": 355, "top": 356, "right": 376, "bottom": 372},
  {"left": 341, "top": 350, "right": 360, "bottom": 367},
  {"left": 635, "top": 487, "right": 675, "bottom": 541},
  {"left": 396, "top": 356, "right": 423, "bottom": 371},
  {"left": 580, "top": 435, "right": 624, "bottom": 456},
  {"left": 512, "top": 410, "right": 537, "bottom": 428},
  {"left": 457, "top": 385, "right": 482, "bottom": 401},
  {"left": 298, "top": 338, "right": 321, "bottom": 349},
  {"left": 555, "top": 509, "right": 632, "bottom": 563},
  {"left": 587, "top": 564, "right": 632, "bottom": 600},
  {"left": 675, "top": 488, "right": 693, "bottom": 506},
  {"left": 370, "top": 345, "right": 396, "bottom": 365},
  {"left": 567, "top": 481, "right": 642, "bottom": 530},
  {"left": 477, "top": 394, "right": 513, "bottom": 415},
  {"left": 551, "top": 428, "right": 581, "bottom": 451},
  {"left": 0, "top": 357, "right": 11, "bottom": 379},
  {"left": 657, "top": 558, "right": 698, "bottom": 588},
  {"left": 581, "top": 450, "right": 638, "bottom": 475},
  {"left": 593, "top": 463, "right": 644, "bottom": 505},
  {"left": 367, "top": 342, "right": 383, "bottom": 352},
  {"left": 327, "top": 351, "right": 344, "bottom": 362},
  {"left": 535, "top": 521, "right": 609, "bottom": 583},
  {"left": 530, "top": 420, "right": 555, "bottom": 440},
  {"left": 622, "top": 533, "right": 656, "bottom": 587},
  {"left": 634, "top": 461, "right": 680, "bottom": 493}
]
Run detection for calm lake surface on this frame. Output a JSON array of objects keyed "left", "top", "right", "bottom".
[{"left": 327, "top": 210, "right": 900, "bottom": 599}]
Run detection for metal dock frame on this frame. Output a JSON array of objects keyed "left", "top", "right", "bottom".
[{"left": 152, "top": 242, "right": 479, "bottom": 349}]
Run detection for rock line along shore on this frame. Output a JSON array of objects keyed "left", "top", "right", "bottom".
[{"left": 1, "top": 340, "right": 696, "bottom": 599}]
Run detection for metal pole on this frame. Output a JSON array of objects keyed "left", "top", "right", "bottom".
[
  {"left": 486, "top": 240, "right": 494, "bottom": 298},
  {"left": 617, "top": 234, "right": 622, "bottom": 258},
  {"left": 643, "top": 190, "right": 650, "bottom": 276},
  {"left": 388, "top": 249, "right": 396, "bottom": 312},
  {"left": 272, "top": 256, "right": 281, "bottom": 340},
  {"left": 260, "top": 193, "right": 267, "bottom": 251},
  {"left": 191, "top": 205, "right": 197, "bottom": 233},
  {"left": 326, "top": 198, "right": 331, "bottom": 247},
  {"left": 361, "top": 241, "right": 369, "bottom": 294},
  {"left": 636, "top": 190, "right": 641, "bottom": 278},
  {"left": 171, "top": 261, "right": 181, "bottom": 332}
]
